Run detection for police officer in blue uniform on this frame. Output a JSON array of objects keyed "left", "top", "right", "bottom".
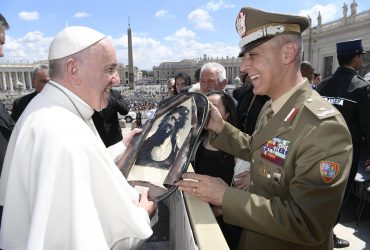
[{"left": 317, "top": 39, "right": 370, "bottom": 248}]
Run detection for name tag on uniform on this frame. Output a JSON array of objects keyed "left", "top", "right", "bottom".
[{"left": 261, "top": 137, "right": 290, "bottom": 166}]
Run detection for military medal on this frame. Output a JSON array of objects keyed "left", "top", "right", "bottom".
[{"left": 261, "top": 137, "right": 290, "bottom": 166}]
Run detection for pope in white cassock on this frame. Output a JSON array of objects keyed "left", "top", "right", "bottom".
[{"left": 0, "top": 26, "right": 155, "bottom": 249}]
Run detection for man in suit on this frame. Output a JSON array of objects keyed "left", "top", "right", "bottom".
[
  {"left": 0, "top": 13, "right": 15, "bottom": 174},
  {"left": 92, "top": 89, "right": 129, "bottom": 147},
  {"left": 177, "top": 7, "right": 352, "bottom": 250},
  {"left": 11, "top": 64, "right": 50, "bottom": 122},
  {"left": 0, "top": 13, "right": 15, "bottom": 228},
  {"left": 317, "top": 39, "right": 370, "bottom": 248}
]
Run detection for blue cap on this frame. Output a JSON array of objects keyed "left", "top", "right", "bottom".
[{"left": 336, "top": 39, "right": 366, "bottom": 57}]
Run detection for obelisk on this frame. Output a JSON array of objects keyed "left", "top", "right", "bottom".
[{"left": 128, "top": 17, "right": 135, "bottom": 89}]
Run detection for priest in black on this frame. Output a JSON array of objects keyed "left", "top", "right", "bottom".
[
  {"left": 11, "top": 64, "right": 50, "bottom": 122},
  {"left": 317, "top": 39, "right": 370, "bottom": 249},
  {"left": 92, "top": 89, "right": 129, "bottom": 147}
]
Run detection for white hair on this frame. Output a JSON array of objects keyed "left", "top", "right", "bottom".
[{"left": 200, "top": 62, "right": 227, "bottom": 82}]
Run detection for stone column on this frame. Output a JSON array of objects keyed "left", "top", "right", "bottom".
[
  {"left": 1, "top": 72, "right": 5, "bottom": 91},
  {"left": 9, "top": 72, "right": 14, "bottom": 91},
  {"left": 27, "top": 71, "right": 32, "bottom": 89},
  {"left": 21, "top": 71, "right": 26, "bottom": 89}
]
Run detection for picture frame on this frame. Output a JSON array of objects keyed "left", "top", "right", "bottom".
[{"left": 117, "top": 92, "right": 210, "bottom": 201}]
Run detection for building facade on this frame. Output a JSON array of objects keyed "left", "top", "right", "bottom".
[
  {"left": 0, "top": 63, "right": 35, "bottom": 91},
  {"left": 154, "top": 2, "right": 369, "bottom": 85},
  {"left": 302, "top": 2, "right": 370, "bottom": 78},
  {"left": 153, "top": 54, "right": 242, "bottom": 86},
  {"left": 117, "top": 63, "right": 142, "bottom": 86}
]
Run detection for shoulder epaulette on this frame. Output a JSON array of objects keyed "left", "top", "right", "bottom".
[{"left": 304, "top": 93, "right": 339, "bottom": 120}]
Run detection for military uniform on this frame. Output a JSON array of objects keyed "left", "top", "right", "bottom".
[{"left": 211, "top": 82, "right": 352, "bottom": 250}]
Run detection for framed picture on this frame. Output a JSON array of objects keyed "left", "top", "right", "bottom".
[{"left": 117, "top": 92, "right": 210, "bottom": 201}]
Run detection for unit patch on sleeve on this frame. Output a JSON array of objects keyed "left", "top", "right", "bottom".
[
  {"left": 320, "top": 161, "right": 340, "bottom": 183},
  {"left": 261, "top": 137, "right": 290, "bottom": 166}
]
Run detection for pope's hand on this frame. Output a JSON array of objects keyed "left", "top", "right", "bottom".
[
  {"left": 122, "top": 128, "right": 142, "bottom": 147},
  {"left": 137, "top": 189, "right": 157, "bottom": 217}
]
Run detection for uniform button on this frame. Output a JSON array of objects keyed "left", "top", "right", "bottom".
[
  {"left": 267, "top": 174, "right": 271, "bottom": 179},
  {"left": 307, "top": 98, "right": 313, "bottom": 103},
  {"left": 251, "top": 181, "right": 253, "bottom": 186},
  {"left": 251, "top": 159, "right": 254, "bottom": 164}
]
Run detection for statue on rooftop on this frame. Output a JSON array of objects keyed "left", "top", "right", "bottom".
[
  {"left": 343, "top": 2, "right": 348, "bottom": 18},
  {"left": 350, "top": 0, "right": 357, "bottom": 16}
]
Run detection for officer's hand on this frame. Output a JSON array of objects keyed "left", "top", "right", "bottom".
[
  {"left": 122, "top": 128, "right": 142, "bottom": 147},
  {"left": 137, "top": 189, "right": 157, "bottom": 217},
  {"left": 176, "top": 172, "right": 228, "bottom": 206},
  {"left": 205, "top": 102, "right": 225, "bottom": 134}
]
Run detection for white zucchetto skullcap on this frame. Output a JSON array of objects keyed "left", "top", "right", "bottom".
[{"left": 48, "top": 26, "right": 105, "bottom": 60}]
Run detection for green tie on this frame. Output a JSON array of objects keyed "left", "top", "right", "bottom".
[{"left": 256, "top": 101, "right": 274, "bottom": 133}]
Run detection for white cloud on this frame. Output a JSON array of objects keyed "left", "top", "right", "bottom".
[
  {"left": 18, "top": 11, "right": 39, "bottom": 21},
  {"left": 164, "top": 27, "right": 196, "bottom": 41},
  {"left": 1, "top": 31, "right": 52, "bottom": 63},
  {"left": 188, "top": 9, "right": 214, "bottom": 31},
  {"left": 1, "top": 29, "right": 238, "bottom": 71},
  {"left": 205, "top": 0, "right": 234, "bottom": 11},
  {"left": 74, "top": 12, "right": 91, "bottom": 18},
  {"left": 155, "top": 9, "right": 168, "bottom": 17},
  {"left": 299, "top": 4, "right": 337, "bottom": 26}
]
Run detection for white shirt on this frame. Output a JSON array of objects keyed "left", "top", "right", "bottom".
[{"left": 0, "top": 81, "right": 152, "bottom": 249}]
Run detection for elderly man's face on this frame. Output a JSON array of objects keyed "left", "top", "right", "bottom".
[
  {"left": 33, "top": 69, "right": 50, "bottom": 92},
  {"left": 240, "top": 38, "right": 285, "bottom": 100},
  {"left": 80, "top": 39, "right": 120, "bottom": 111},
  {"left": 200, "top": 68, "right": 225, "bottom": 94},
  {"left": 0, "top": 31, "right": 5, "bottom": 57}
]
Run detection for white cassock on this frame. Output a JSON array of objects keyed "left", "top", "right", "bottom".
[{"left": 0, "top": 81, "right": 152, "bottom": 249}]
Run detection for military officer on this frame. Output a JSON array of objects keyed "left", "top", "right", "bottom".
[
  {"left": 176, "top": 7, "right": 353, "bottom": 250},
  {"left": 317, "top": 39, "right": 370, "bottom": 248}
]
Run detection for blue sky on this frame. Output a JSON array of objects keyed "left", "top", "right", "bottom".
[{"left": 1, "top": 0, "right": 368, "bottom": 70}]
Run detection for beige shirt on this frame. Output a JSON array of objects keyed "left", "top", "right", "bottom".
[{"left": 271, "top": 80, "right": 306, "bottom": 115}]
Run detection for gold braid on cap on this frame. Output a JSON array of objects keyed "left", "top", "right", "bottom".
[{"left": 239, "top": 23, "right": 300, "bottom": 48}]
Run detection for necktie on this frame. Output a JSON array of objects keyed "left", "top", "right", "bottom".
[{"left": 255, "top": 101, "right": 274, "bottom": 133}]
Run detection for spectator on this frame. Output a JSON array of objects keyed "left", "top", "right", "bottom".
[
  {"left": 193, "top": 91, "right": 248, "bottom": 249},
  {"left": 312, "top": 72, "right": 321, "bottom": 89},
  {"left": 300, "top": 61, "right": 315, "bottom": 84},
  {"left": 199, "top": 62, "right": 228, "bottom": 94},
  {"left": 92, "top": 89, "right": 129, "bottom": 147},
  {"left": 317, "top": 38, "right": 370, "bottom": 248},
  {"left": 189, "top": 67, "right": 201, "bottom": 93},
  {"left": 11, "top": 64, "right": 50, "bottom": 122},
  {"left": 0, "top": 26, "right": 155, "bottom": 249},
  {"left": 166, "top": 78, "right": 175, "bottom": 96},
  {"left": 174, "top": 72, "right": 192, "bottom": 95},
  {"left": 177, "top": 7, "right": 352, "bottom": 250}
]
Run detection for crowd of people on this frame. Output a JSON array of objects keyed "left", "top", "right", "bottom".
[{"left": 0, "top": 5, "right": 370, "bottom": 250}]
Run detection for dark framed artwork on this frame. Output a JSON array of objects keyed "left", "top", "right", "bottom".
[{"left": 117, "top": 93, "right": 210, "bottom": 201}]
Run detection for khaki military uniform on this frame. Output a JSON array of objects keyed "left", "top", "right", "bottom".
[{"left": 212, "top": 82, "right": 352, "bottom": 250}]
